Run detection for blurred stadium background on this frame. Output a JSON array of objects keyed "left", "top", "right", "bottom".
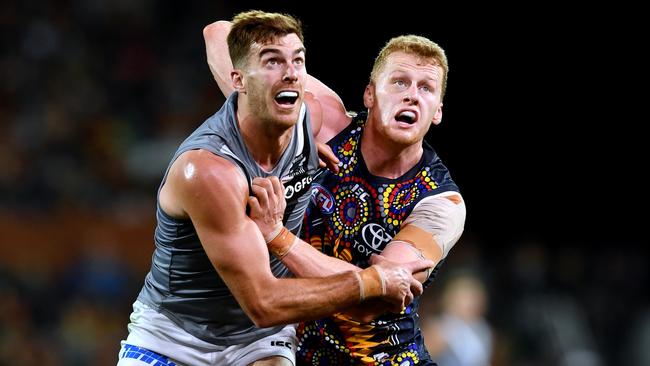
[{"left": 1, "top": 1, "right": 645, "bottom": 365}]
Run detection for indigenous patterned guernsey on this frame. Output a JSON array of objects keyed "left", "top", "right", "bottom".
[{"left": 298, "top": 112, "right": 459, "bottom": 365}]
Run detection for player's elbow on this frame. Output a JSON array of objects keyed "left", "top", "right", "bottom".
[
  {"left": 251, "top": 315, "right": 278, "bottom": 329},
  {"left": 203, "top": 21, "right": 231, "bottom": 42},
  {"left": 245, "top": 297, "right": 284, "bottom": 328}
]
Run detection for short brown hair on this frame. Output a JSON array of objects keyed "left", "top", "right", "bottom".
[
  {"left": 370, "top": 35, "right": 449, "bottom": 99},
  {"left": 227, "top": 10, "right": 304, "bottom": 69}
]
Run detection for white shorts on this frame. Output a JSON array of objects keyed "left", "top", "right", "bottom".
[{"left": 117, "top": 301, "right": 296, "bottom": 366}]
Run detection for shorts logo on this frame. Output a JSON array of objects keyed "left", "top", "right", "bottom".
[
  {"left": 270, "top": 340, "right": 292, "bottom": 349},
  {"left": 310, "top": 183, "right": 334, "bottom": 214}
]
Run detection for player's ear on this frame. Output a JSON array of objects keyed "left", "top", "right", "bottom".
[
  {"left": 432, "top": 103, "right": 443, "bottom": 125},
  {"left": 232, "top": 70, "right": 245, "bottom": 92},
  {"left": 363, "top": 84, "right": 375, "bottom": 108}
]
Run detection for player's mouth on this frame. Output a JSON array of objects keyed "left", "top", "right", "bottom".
[
  {"left": 275, "top": 90, "right": 299, "bottom": 108},
  {"left": 395, "top": 109, "right": 418, "bottom": 125}
]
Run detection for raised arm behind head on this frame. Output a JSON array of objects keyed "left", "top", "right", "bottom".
[
  {"left": 203, "top": 12, "right": 352, "bottom": 143},
  {"left": 203, "top": 20, "right": 235, "bottom": 96}
]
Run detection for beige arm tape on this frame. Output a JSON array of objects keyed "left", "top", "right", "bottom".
[
  {"left": 267, "top": 227, "right": 298, "bottom": 259},
  {"left": 402, "top": 193, "right": 466, "bottom": 259},
  {"left": 354, "top": 265, "right": 386, "bottom": 302},
  {"left": 391, "top": 224, "right": 443, "bottom": 279},
  {"left": 392, "top": 224, "right": 443, "bottom": 264}
]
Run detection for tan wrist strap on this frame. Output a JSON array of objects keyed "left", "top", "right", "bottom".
[
  {"left": 267, "top": 227, "right": 297, "bottom": 259},
  {"left": 356, "top": 265, "right": 386, "bottom": 302}
]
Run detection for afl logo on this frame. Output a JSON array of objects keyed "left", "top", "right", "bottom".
[
  {"left": 361, "top": 223, "right": 392, "bottom": 251},
  {"left": 310, "top": 183, "right": 334, "bottom": 214}
]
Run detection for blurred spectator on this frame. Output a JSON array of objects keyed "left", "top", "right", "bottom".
[
  {"left": 423, "top": 272, "right": 493, "bottom": 366},
  {"left": 624, "top": 308, "right": 650, "bottom": 366}
]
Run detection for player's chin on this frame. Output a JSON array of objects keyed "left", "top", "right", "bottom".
[
  {"left": 274, "top": 110, "right": 301, "bottom": 125},
  {"left": 387, "top": 134, "right": 418, "bottom": 146}
]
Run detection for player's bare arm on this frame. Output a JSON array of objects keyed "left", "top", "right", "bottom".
[
  {"left": 162, "top": 151, "right": 425, "bottom": 325},
  {"left": 203, "top": 21, "right": 236, "bottom": 97},
  {"left": 249, "top": 176, "right": 432, "bottom": 314},
  {"left": 379, "top": 192, "right": 466, "bottom": 282}
]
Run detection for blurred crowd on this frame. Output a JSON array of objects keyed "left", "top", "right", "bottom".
[
  {"left": 0, "top": 1, "right": 223, "bottom": 214},
  {"left": 1, "top": 2, "right": 648, "bottom": 365}
]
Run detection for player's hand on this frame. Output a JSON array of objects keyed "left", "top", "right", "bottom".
[
  {"left": 248, "top": 177, "right": 286, "bottom": 241},
  {"left": 317, "top": 142, "right": 340, "bottom": 174},
  {"left": 370, "top": 255, "right": 433, "bottom": 312}
]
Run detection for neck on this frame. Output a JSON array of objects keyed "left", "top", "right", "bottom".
[
  {"left": 237, "top": 101, "right": 293, "bottom": 171},
  {"left": 360, "top": 129, "right": 423, "bottom": 179}
]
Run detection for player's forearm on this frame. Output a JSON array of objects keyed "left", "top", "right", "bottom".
[
  {"left": 203, "top": 20, "right": 235, "bottom": 97},
  {"left": 281, "top": 239, "right": 360, "bottom": 277},
  {"left": 250, "top": 271, "right": 361, "bottom": 327},
  {"left": 381, "top": 240, "right": 437, "bottom": 283},
  {"left": 266, "top": 228, "right": 359, "bottom": 277}
]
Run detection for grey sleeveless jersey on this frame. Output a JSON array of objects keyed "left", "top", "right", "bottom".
[{"left": 137, "top": 92, "right": 319, "bottom": 346}]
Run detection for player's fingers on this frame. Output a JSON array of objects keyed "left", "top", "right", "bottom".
[
  {"left": 316, "top": 142, "right": 340, "bottom": 174},
  {"left": 250, "top": 184, "right": 270, "bottom": 210},
  {"left": 403, "top": 290, "right": 414, "bottom": 309},
  {"left": 403, "top": 259, "right": 435, "bottom": 274},
  {"left": 253, "top": 177, "right": 276, "bottom": 194},
  {"left": 409, "top": 278, "right": 423, "bottom": 297},
  {"left": 268, "top": 176, "right": 283, "bottom": 197},
  {"left": 247, "top": 196, "right": 261, "bottom": 214},
  {"left": 258, "top": 177, "right": 279, "bottom": 210}
]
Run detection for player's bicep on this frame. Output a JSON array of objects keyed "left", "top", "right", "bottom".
[
  {"left": 177, "top": 153, "right": 276, "bottom": 296},
  {"left": 195, "top": 217, "right": 275, "bottom": 298}
]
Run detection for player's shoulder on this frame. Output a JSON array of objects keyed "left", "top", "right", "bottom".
[{"left": 172, "top": 149, "right": 247, "bottom": 192}]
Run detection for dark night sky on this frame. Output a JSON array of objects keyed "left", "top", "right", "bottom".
[{"left": 162, "top": 2, "right": 644, "bottom": 248}]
